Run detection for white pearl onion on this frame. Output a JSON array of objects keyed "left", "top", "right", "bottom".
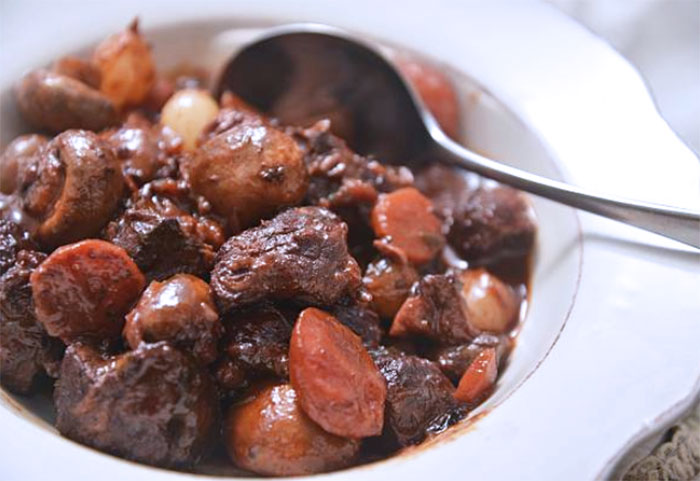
[{"left": 160, "top": 89, "right": 219, "bottom": 151}]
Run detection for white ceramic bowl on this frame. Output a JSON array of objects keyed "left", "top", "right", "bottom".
[{"left": 1, "top": 2, "right": 698, "bottom": 480}]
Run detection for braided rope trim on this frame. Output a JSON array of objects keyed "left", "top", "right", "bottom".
[{"left": 623, "top": 402, "right": 700, "bottom": 481}]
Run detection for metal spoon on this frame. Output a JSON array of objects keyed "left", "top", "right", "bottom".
[{"left": 216, "top": 23, "right": 700, "bottom": 249}]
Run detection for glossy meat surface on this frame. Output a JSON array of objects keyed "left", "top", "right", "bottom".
[
  {"left": 0, "top": 249, "right": 61, "bottom": 393},
  {"left": 371, "top": 347, "right": 463, "bottom": 447},
  {"left": 430, "top": 333, "right": 510, "bottom": 383},
  {"left": 450, "top": 186, "right": 536, "bottom": 262},
  {"left": 292, "top": 120, "right": 413, "bottom": 210},
  {"left": 0, "top": 219, "right": 36, "bottom": 276},
  {"left": 417, "top": 164, "right": 535, "bottom": 263},
  {"left": 214, "top": 305, "right": 293, "bottom": 395},
  {"left": 391, "top": 273, "right": 478, "bottom": 344},
  {"left": 54, "top": 342, "right": 219, "bottom": 467},
  {"left": 105, "top": 180, "right": 224, "bottom": 281},
  {"left": 212, "top": 207, "right": 361, "bottom": 312},
  {"left": 330, "top": 300, "right": 383, "bottom": 347},
  {"left": 0, "top": 134, "right": 48, "bottom": 195}
]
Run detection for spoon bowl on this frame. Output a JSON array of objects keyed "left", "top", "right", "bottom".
[
  {"left": 217, "top": 23, "right": 700, "bottom": 249},
  {"left": 217, "top": 24, "right": 434, "bottom": 165}
]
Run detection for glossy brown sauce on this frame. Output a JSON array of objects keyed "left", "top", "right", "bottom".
[{"left": 0, "top": 24, "right": 536, "bottom": 477}]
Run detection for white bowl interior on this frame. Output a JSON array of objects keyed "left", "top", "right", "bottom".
[{"left": 0, "top": 19, "right": 582, "bottom": 479}]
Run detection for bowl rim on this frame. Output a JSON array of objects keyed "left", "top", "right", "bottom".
[
  {"left": 0, "top": 15, "right": 585, "bottom": 478},
  {"left": 2, "top": 2, "right": 699, "bottom": 480}
]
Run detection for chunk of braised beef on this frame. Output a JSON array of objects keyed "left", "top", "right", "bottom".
[
  {"left": 329, "top": 300, "right": 382, "bottom": 348},
  {"left": 428, "top": 333, "right": 511, "bottom": 383},
  {"left": 212, "top": 305, "right": 293, "bottom": 398},
  {"left": 369, "top": 347, "right": 464, "bottom": 448},
  {"left": 224, "top": 305, "right": 292, "bottom": 379},
  {"left": 105, "top": 179, "right": 224, "bottom": 281},
  {"left": 288, "top": 121, "right": 414, "bottom": 266},
  {"left": 0, "top": 134, "right": 48, "bottom": 195},
  {"left": 290, "top": 120, "right": 413, "bottom": 210},
  {"left": 0, "top": 249, "right": 63, "bottom": 393},
  {"left": 212, "top": 356, "right": 248, "bottom": 397},
  {"left": 416, "top": 164, "right": 535, "bottom": 263},
  {"left": 211, "top": 206, "right": 361, "bottom": 313},
  {"left": 390, "top": 272, "right": 478, "bottom": 345},
  {"left": 0, "top": 219, "right": 36, "bottom": 276},
  {"left": 54, "top": 342, "right": 219, "bottom": 467},
  {"left": 450, "top": 186, "right": 535, "bottom": 263},
  {"left": 198, "top": 107, "right": 261, "bottom": 142}
]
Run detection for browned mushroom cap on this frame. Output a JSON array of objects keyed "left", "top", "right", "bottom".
[
  {"left": 15, "top": 69, "right": 118, "bottom": 133},
  {"left": 289, "top": 308, "right": 386, "bottom": 438},
  {"left": 124, "top": 274, "right": 222, "bottom": 364},
  {"left": 224, "top": 382, "right": 360, "bottom": 476},
  {"left": 19, "top": 130, "right": 124, "bottom": 248},
  {"left": 31, "top": 239, "right": 146, "bottom": 343},
  {"left": 186, "top": 112, "right": 308, "bottom": 229},
  {"left": 0, "top": 135, "right": 48, "bottom": 194}
]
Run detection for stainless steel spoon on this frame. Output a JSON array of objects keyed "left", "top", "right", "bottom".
[{"left": 216, "top": 23, "right": 700, "bottom": 249}]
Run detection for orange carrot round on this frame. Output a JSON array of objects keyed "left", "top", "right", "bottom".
[
  {"left": 371, "top": 187, "right": 444, "bottom": 265},
  {"left": 454, "top": 347, "right": 498, "bottom": 404}
]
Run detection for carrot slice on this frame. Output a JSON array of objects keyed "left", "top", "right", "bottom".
[
  {"left": 395, "top": 56, "right": 460, "bottom": 139},
  {"left": 31, "top": 239, "right": 146, "bottom": 343},
  {"left": 454, "top": 347, "right": 498, "bottom": 404},
  {"left": 289, "top": 307, "right": 386, "bottom": 438},
  {"left": 371, "top": 187, "right": 444, "bottom": 265}
]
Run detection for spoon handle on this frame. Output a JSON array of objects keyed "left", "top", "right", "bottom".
[{"left": 435, "top": 136, "right": 700, "bottom": 249}]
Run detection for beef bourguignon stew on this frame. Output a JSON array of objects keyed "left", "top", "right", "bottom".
[{"left": 0, "top": 20, "right": 536, "bottom": 476}]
